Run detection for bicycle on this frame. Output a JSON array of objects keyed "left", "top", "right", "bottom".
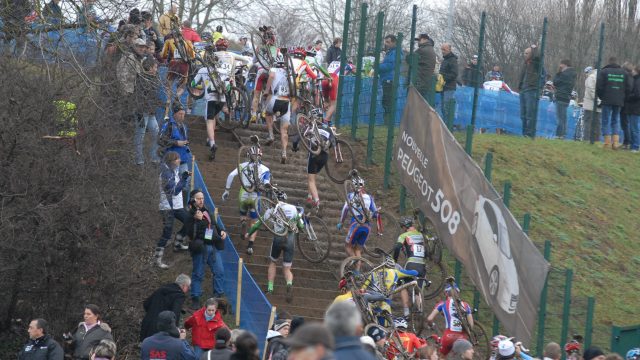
[
  {"left": 236, "top": 136, "right": 264, "bottom": 194},
  {"left": 218, "top": 63, "right": 250, "bottom": 130}
]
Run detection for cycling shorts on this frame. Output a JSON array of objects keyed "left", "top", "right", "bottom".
[
  {"left": 405, "top": 261, "right": 427, "bottom": 288},
  {"left": 439, "top": 329, "right": 468, "bottom": 356},
  {"left": 206, "top": 100, "right": 224, "bottom": 120},
  {"left": 307, "top": 151, "right": 328, "bottom": 174},
  {"left": 270, "top": 232, "right": 295, "bottom": 266},
  {"left": 267, "top": 97, "right": 291, "bottom": 124},
  {"left": 346, "top": 222, "right": 370, "bottom": 246},
  {"left": 321, "top": 74, "right": 339, "bottom": 101},
  {"left": 255, "top": 68, "right": 269, "bottom": 91},
  {"left": 238, "top": 189, "right": 258, "bottom": 219},
  {"left": 168, "top": 60, "right": 189, "bottom": 81}
]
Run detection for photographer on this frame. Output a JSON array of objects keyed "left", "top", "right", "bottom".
[{"left": 185, "top": 189, "right": 227, "bottom": 309}]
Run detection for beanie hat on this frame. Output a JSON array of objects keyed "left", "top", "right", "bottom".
[
  {"left": 274, "top": 319, "right": 290, "bottom": 332},
  {"left": 452, "top": 339, "right": 473, "bottom": 355},
  {"left": 584, "top": 347, "right": 605, "bottom": 360},
  {"left": 157, "top": 311, "right": 176, "bottom": 333},
  {"left": 497, "top": 340, "right": 516, "bottom": 360}
]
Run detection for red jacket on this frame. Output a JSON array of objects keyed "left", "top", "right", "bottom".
[
  {"left": 184, "top": 308, "right": 227, "bottom": 349},
  {"left": 181, "top": 27, "right": 202, "bottom": 43}
]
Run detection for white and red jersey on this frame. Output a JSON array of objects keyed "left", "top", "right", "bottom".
[{"left": 434, "top": 298, "right": 472, "bottom": 332}]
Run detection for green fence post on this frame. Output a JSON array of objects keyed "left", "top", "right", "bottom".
[
  {"left": 530, "top": 17, "right": 548, "bottom": 139},
  {"left": 536, "top": 240, "right": 552, "bottom": 357},
  {"left": 350, "top": 3, "right": 368, "bottom": 140},
  {"left": 408, "top": 5, "right": 418, "bottom": 84},
  {"left": 399, "top": 186, "right": 406, "bottom": 213},
  {"left": 446, "top": 100, "right": 456, "bottom": 131},
  {"left": 464, "top": 124, "right": 474, "bottom": 155},
  {"left": 366, "top": 12, "right": 385, "bottom": 166},
  {"left": 471, "top": 11, "right": 486, "bottom": 127},
  {"left": 590, "top": 23, "right": 605, "bottom": 144},
  {"left": 334, "top": 0, "right": 352, "bottom": 128},
  {"left": 454, "top": 260, "right": 462, "bottom": 287},
  {"left": 523, "top": 213, "right": 531, "bottom": 235},
  {"left": 560, "top": 268, "right": 574, "bottom": 358},
  {"left": 383, "top": 32, "right": 403, "bottom": 189},
  {"left": 503, "top": 181, "right": 512, "bottom": 208},
  {"left": 484, "top": 152, "right": 493, "bottom": 181},
  {"left": 473, "top": 291, "right": 480, "bottom": 312},
  {"left": 584, "top": 297, "right": 595, "bottom": 349}
]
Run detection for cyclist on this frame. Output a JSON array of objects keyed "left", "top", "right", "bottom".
[
  {"left": 250, "top": 26, "right": 279, "bottom": 125},
  {"left": 386, "top": 317, "right": 426, "bottom": 360},
  {"left": 393, "top": 216, "right": 428, "bottom": 318},
  {"left": 292, "top": 117, "right": 332, "bottom": 210},
  {"left": 264, "top": 54, "right": 294, "bottom": 163},
  {"left": 222, "top": 140, "right": 271, "bottom": 255},
  {"left": 214, "top": 38, "right": 253, "bottom": 134},
  {"left": 337, "top": 175, "right": 381, "bottom": 259},
  {"left": 626, "top": 348, "right": 640, "bottom": 360},
  {"left": 426, "top": 281, "right": 474, "bottom": 356},
  {"left": 332, "top": 278, "right": 354, "bottom": 304},
  {"left": 321, "top": 60, "right": 355, "bottom": 124},
  {"left": 244, "top": 189, "right": 304, "bottom": 303},
  {"left": 161, "top": 29, "right": 196, "bottom": 109}
]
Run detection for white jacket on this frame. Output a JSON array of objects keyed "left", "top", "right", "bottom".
[{"left": 583, "top": 70, "right": 601, "bottom": 112}]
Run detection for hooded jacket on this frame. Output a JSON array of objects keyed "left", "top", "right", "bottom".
[
  {"left": 140, "top": 283, "right": 187, "bottom": 341},
  {"left": 141, "top": 331, "right": 196, "bottom": 360},
  {"left": 70, "top": 322, "right": 113, "bottom": 360},
  {"left": 266, "top": 330, "right": 288, "bottom": 360},
  {"left": 553, "top": 67, "right": 577, "bottom": 103},
  {"left": 518, "top": 47, "right": 542, "bottom": 92},
  {"left": 583, "top": 70, "right": 600, "bottom": 112},
  {"left": 184, "top": 308, "right": 227, "bottom": 350},
  {"left": 596, "top": 63, "right": 632, "bottom": 107},
  {"left": 440, "top": 52, "right": 458, "bottom": 91}
]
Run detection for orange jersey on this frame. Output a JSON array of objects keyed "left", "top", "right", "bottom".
[{"left": 386, "top": 331, "right": 426, "bottom": 359}]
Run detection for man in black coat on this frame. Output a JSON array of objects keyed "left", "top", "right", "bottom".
[
  {"left": 439, "top": 43, "right": 458, "bottom": 122},
  {"left": 553, "top": 59, "right": 577, "bottom": 138},
  {"left": 140, "top": 274, "right": 191, "bottom": 341},
  {"left": 326, "top": 37, "right": 342, "bottom": 65},
  {"left": 18, "top": 319, "right": 63, "bottom": 360},
  {"left": 413, "top": 33, "right": 437, "bottom": 104},
  {"left": 596, "top": 57, "right": 633, "bottom": 148}
]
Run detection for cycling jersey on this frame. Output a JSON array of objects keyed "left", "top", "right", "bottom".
[
  {"left": 397, "top": 230, "right": 427, "bottom": 265},
  {"left": 339, "top": 191, "right": 378, "bottom": 224},
  {"left": 269, "top": 67, "right": 291, "bottom": 97},
  {"left": 332, "top": 291, "right": 354, "bottom": 304},
  {"left": 192, "top": 67, "right": 225, "bottom": 102},
  {"left": 225, "top": 161, "right": 271, "bottom": 192},
  {"left": 292, "top": 58, "right": 318, "bottom": 82},
  {"left": 161, "top": 37, "right": 195, "bottom": 61},
  {"left": 214, "top": 51, "right": 252, "bottom": 83},
  {"left": 248, "top": 202, "right": 304, "bottom": 236},
  {"left": 363, "top": 267, "right": 416, "bottom": 294},
  {"left": 434, "top": 298, "right": 472, "bottom": 332},
  {"left": 386, "top": 331, "right": 427, "bottom": 359}
]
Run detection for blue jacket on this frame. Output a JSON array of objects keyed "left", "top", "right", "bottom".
[
  {"left": 141, "top": 331, "right": 196, "bottom": 360},
  {"left": 334, "top": 336, "right": 376, "bottom": 360},
  {"left": 159, "top": 117, "right": 191, "bottom": 164},
  {"left": 378, "top": 47, "right": 403, "bottom": 82}
]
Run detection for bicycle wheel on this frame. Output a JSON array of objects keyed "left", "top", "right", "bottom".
[
  {"left": 427, "top": 236, "right": 444, "bottom": 265},
  {"left": 297, "top": 215, "right": 331, "bottom": 263},
  {"left": 186, "top": 63, "right": 205, "bottom": 100},
  {"left": 470, "top": 322, "right": 490, "bottom": 360},
  {"left": 220, "top": 86, "right": 248, "bottom": 130},
  {"left": 339, "top": 256, "right": 374, "bottom": 285},
  {"left": 423, "top": 262, "right": 446, "bottom": 300},
  {"left": 325, "top": 139, "right": 356, "bottom": 183},
  {"left": 410, "top": 285, "right": 426, "bottom": 336},
  {"left": 364, "top": 211, "right": 401, "bottom": 258},
  {"left": 295, "top": 113, "right": 321, "bottom": 154},
  {"left": 343, "top": 181, "right": 367, "bottom": 225},
  {"left": 251, "top": 32, "right": 271, "bottom": 70},
  {"left": 256, "top": 197, "right": 289, "bottom": 237},
  {"left": 237, "top": 147, "right": 258, "bottom": 193}
]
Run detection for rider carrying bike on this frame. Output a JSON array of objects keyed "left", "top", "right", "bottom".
[
  {"left": 161, "top": 25, "right": 196, "bottom": 110},
  {"left": 292, "top": 118, "right": 333, "bottom": 210},
  {"left": 337, "top": 175, "right": 381, "bottom": 259},
  {"left": 250, "top": 26, "right": 279, "bottom": 125},
  {"left": 426, "top": 281, "right": 474, "bottom": 356},
  {"left": 264, "top": 54, "right": 294, "bottom": 164},
  {"left": 245, "top": 189, "right": 303, "bottom": 303},
  {"left": 321, "top": 59, "right": 355, "bottom": 124},
  {"left": 394, "top": 216, "right": 428, "bottom": 318},
  {"left": 222, "top": 138, "right": 271, "bottom": 256},
  {"left": 386, "top": 317, "right": 427, "bottom": 360}
]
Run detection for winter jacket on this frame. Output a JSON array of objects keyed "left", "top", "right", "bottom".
[
  {"left": 414, "top": 42, "right": 436, "bottom": 92},
  {"left": 159, "top": 12, "right": 174, "bottom": 37},
  {"left": 117, "top": 50, "right": 144, "bottom": 94},
  {"left": 200, "top": 347, "right": 233, "bottom": 360},
  {"left": 140, "top": 283, "right": 187, "bottom": 342},
  {"left": 18, "top": 335, "right": 64, "bottom": 360},
  {"left": 141, "top": 331, "right": 197, "bottom": 360},
  {"left": 596, "top": 63, "right": 633, "bottom": 107},
  {"left": 326, "top": 45, "right": 341, "bottom": 64},
  {"left": 518, "top": 47, "right": 541, "bottom": 92},
  {"left": 266, "top": 331, "right": 289, "bottom": 360},
  {"left": 136, "top": 72, "right": 162, "bottom": 115},
  {"left": 583, "top": 70, "right": 600, "bottom": 112},
  {"left": 182, "top": 27, "right": 202, "bottom": 43},
  {"left": 159, "top": 163, "right": 187, "bottom": 210},
  {"left": 70, "top": 322, "right": 113, "bottom": 360},
  {"left": 553, "top": 67, "right": 577, "bottom": 103},
  {"left": 334, "top": 336, "right": 376, "bottom": 360},
  {"left": 439, "top": 52, "right": 458, "bottom": 91},
  {"left": 378, "top": 47, "right": 403, "bottom": 82},
  {"left": 185, "top": 206, "right": 226, "bottom": 250},
  {"left": 158, "top": 117, "right": 191, "bottom": 163},
  {"left": 625, "top": 74, "right": 640, "bottom": 115},
  {"left": 184, "top": 308, "right": 227, "bottom": 350},
  {"left": 462, "top": 63, "right": 480, "bottom": 88}
]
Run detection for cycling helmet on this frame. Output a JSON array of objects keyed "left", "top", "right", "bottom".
[
  {"left": 275, "top": 189, "right": 287, "bottom": 201},
  {"left": 338, "top": 278, "right": 348, "bottom": 290},
  {"left": 393, "top": 317, "right": 408, "bottom": 329},
  {"left": 293, "top": 47, "right": 307, "bottom": 59},
  {"left": 491, "top": 335, "right": 509, "bottom": 350},
  {"left": 545, "top": 80, "right": 554, "bottom": 86},
  {"left": 626, "top": 348, "right": 640, "bottom": 360},
  {"left": 351, "top": 176, "right": 365, "bottom": 188},
  {"left": 247, "top": 146, "right": 262, "bottom": 160},
  {"left": 309, "top": 107, "right": 323, "bottom": 119},
  {"left": 444, "top": 281, "right": 460, "bottom": 294},
  {"left": 215, "top": 38, "right": 229, "bottom": 51},
  {"left": 564, "top": 340, "right": 581, "bottom": 355},
  {"left": 399, "top": 216, "right": 413, "bottom": 228},
  {"left": 571, "top": 90, "right": 578, "bottom": 99}
]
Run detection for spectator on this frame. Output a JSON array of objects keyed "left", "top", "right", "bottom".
[
  {"left": 212, "top": 25, "right": 224, "bottom": 43},
  {"left": 543, "top": 342, "right": 561, "bottom": 360},
  {"left": 518, "top": 44, "right": 542, "bottom": 137},
  {"left": 201, "top": 327, "right": 233, "bottom": 360},
  {"left": 378, "top": 35, "right": 403, "bottom": 120},
  {"left": 413, "top": 33, "right": 436, "bottom": 102},
  {"left": 324, "top": 302, "right": 375, "bottom": 360},
  {"left": 326, "top": 37, "right": 342, "bottom": 64},
  {"left": 77, "top": 0, "right": 103, "bottom": 29},
  {"left": 116, "top": 38, "right": 147, "bottom": 97},
  {"left": 626, "top": 65, "right": 640, "bottom": 152},
  {"left": 159, "top": 4, "right": 178, "bottom": 38},
  {"left": 127, "top": 8, "right": 146, "bottom": 41},
  {"left": 265, "top": 320, "right": 290, "bottom": 360},
  {"left": 65, "top": 304, "right": 113, "bottom": 360},
  {"left": 450, "top": 339, "right": 474, "bottom": 360},
  {"left": 439, "top": 43, "right": 458, "bottom": 122},
  {"left": 284, "top": 323, "right": 335, "bottom": 360},
  {"left": 582, "top": 66, "right": 601, "bottom": 143},
  {"left": 230, "top": 329, "right": 246, "bottom": 352},
  {"left": 185, "top": 189, "right": 227, "bottom": 307},
  {"left": 290, "top": 317, "right": 305, "bottom": 335},
  {"left": 18, "top": 318, "right": 64, "bottom": 360},
  {"left": 141, "top": 311, "right": 196, "bottom": 360},
  {"left": 313, "top": 40, "right": 325, "bottom": 66},
  {"left": 185, "top": 298, "right": 228, "bottom": 357},
  {"left": 133, "top": 56, "right": 161, "bottom": 165},
  {"left": 230, "top": 332, "right": 260, "bottom": 360},
  {"left": 485, "top": 65, "right": 503, "bottom": 81},
  {"left": 462, "top": 55, "right": 480, "bottom": 88},
  {"left": 42, "top": 0, "right": 63, "bottom": 23},
  {"left": 182, "top": 21, "right": 202, "bottom": 43},
  {"left": 365, "top": 325, "right": 386, "bottom": 359},
  {"left": 158, "top": 102, "right": 192, "bottom": 202},
  {"left": 89, "top": 340, "right": 116, "bottom": 360},
  {"left": 553, "top": 59, "right": 577, "bottom": 138},
  {"left": 596, "top": 57, "right": 633, "bottom": 149},
  {"left": 621, "top": 61, "right": 635, "bottom": 148},
  {"left": 141, "top": 11, "right": 163, "bottom": 55},
  {"left": 416, "top": 345, "right": 439, "bottom": 360},
  {"left": 583, "top": 347, "right": 606, "bottom": 360},
  {"left": 140, "top": 274, "right": 191, "bottom": 341},
  {"left": 239, "top": 36, "right": 252, "bottom": 56}
]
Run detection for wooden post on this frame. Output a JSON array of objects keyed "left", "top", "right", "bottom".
[
  {"left": 235, "top": 258, "right": 243, "bottom": 326},
  {"left": 190, "top": 155, "right": 196, "bottom": 190},
  {"left": 262, "top": 306, "right": 277, "bottom": 360}
]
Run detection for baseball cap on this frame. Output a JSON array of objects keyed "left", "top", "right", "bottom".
[
  {"left": 415, "top": 33, "right": 431, "bottom": 41},
  {"left": 283, "top": 323, "right": 335, "bottom": 350},
  {"left": 497, "top": 339, "right": 516, "bottom": 360},
  {"left": 133, "top": 38, "right": 148, "bottom": 47}
]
